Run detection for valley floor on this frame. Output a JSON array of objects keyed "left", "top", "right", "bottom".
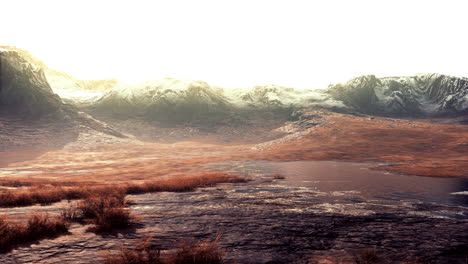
[{"left": 0, "top": 110, "right": 467, "bottom": 263}]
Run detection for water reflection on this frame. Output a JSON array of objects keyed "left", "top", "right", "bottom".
[{"left": 233, "top": 161, "right": 468, "bottom": 207}]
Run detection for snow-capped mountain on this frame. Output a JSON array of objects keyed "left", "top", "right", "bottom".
[
  {"left": 93, "top": 78, "right": 233, "bottom": 123},
  {"left": 328, "top": 74, "right": 468, "bottom": 116},
  {"left": 231, "top": 85, "right": 316, "bottom": 108},
  {"left": 3, "top": 47, "right": 465, "bottom": 123},
  {"left": 92, "top": 72, "right": 468, "bottom": 124},
  {"left": 0, "top": 47, "right": 71, "bottom": 118},
  {"left": 91, "top": 78, "right": 347, "bottom": 123}
]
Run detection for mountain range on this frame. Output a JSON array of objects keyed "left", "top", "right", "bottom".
[{"left": 1, "top": 47, "right": 467, "bottom": 125}]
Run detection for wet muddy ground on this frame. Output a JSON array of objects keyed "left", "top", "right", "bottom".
[{"left": 1, "top": 161, "right": 467, "bottom": 264}]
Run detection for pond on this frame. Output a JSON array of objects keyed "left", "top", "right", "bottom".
[{"left": 211, "top": 160, "right": 468, "bottom": 215}]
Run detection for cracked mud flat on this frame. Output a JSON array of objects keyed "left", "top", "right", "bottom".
[{"left": 1, "top": 161, "right": 467, "bottom": 264}]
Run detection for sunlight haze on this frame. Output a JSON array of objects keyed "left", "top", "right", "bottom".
[{"left": 2, "top": 0, "right": 468, "bottom": 89}]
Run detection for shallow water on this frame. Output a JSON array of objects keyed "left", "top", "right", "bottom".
[
  {"left": 278, "top": 161, "right": 467, "bottom": 207},
  {"left": 211, "top": 160, "right": 468, "bottom": 212}
]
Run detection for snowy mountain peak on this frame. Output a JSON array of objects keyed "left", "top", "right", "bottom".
[{"left": 328, "top": 73, "right": 468, "bottom": 116}]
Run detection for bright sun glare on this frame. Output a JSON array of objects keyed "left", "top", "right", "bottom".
[{"left": 2, "top": 0, "right": 468, "bottom": 89}]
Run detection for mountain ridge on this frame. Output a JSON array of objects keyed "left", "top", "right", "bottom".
[
  {"left": 0, "top": 47, "right": 71, "bottom": 118},
  {"left": 2, "top": 47, "right": 466, "bottom": 124},
  {"left": 327, "top": 73, "right": 468, "bottom": 116},
  {"left": 0, "top": 47, "right": 127, "bottom": 138}
]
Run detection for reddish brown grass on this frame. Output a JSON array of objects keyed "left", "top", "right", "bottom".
[
  {"left": 126, "top": 173, "right": 248, "bottom": 194},
  {"left": 169, "top": 235, "right": 224, "bottom": 264},
  {"left": 0, "top": 186, "right": 92, "bottom": 207},
  {"left": 104, "top": 236, "right": 163, "bottom": 264},
  {"left": 0, "top": 173, "right": 247, "bottom": 208},
  {"left": 252, "top": 113, "right": 468, "bottom": 178},
  {"left": 0, "top": 214, "right": 69, "bottom": 252},
  {"left": 60, "top": 174, "right": 245, "bottom": 233},
  {"left": 104, "top": 235, "right": 224, "bottom": 264},
  {"left": 0, "top": 179, "right": 32, "bottom": 187},
  {"left": 63, "top": 189, "right": 134, "bottom": 233}
]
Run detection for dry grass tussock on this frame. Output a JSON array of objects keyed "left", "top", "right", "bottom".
[
  {"left": 0, "top": 172, "right": 247, "bottom": 208},
  {"left": 62, "top": 189, "right": 134, "bottom": 233},
  {"left": 0, "top": 185, "right": 97, "bottom": 207},
  {"left": 0, "top": 214, "right": 69, "bottom": 252},
  {"left": 125, "top": 173, "right": 248, "bottom": 194},
  {"left": 104, "top": 235, "right": 224, "bottom": 264}
]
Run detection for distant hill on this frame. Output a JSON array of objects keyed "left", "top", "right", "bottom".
[
  {"left": 327, "top": 74, "right": 468, "bottom": 116},
  {"left": 0, "top": 47, "right": 127, "bottom": 137}
]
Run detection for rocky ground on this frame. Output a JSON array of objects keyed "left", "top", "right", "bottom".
[{"left": 0, "top": 116, "right": 78, "bottom": 152}]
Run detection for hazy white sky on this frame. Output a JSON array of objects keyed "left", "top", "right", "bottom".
[{"left": 2, "top": 0, "right": 468, "bottom": 89}]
